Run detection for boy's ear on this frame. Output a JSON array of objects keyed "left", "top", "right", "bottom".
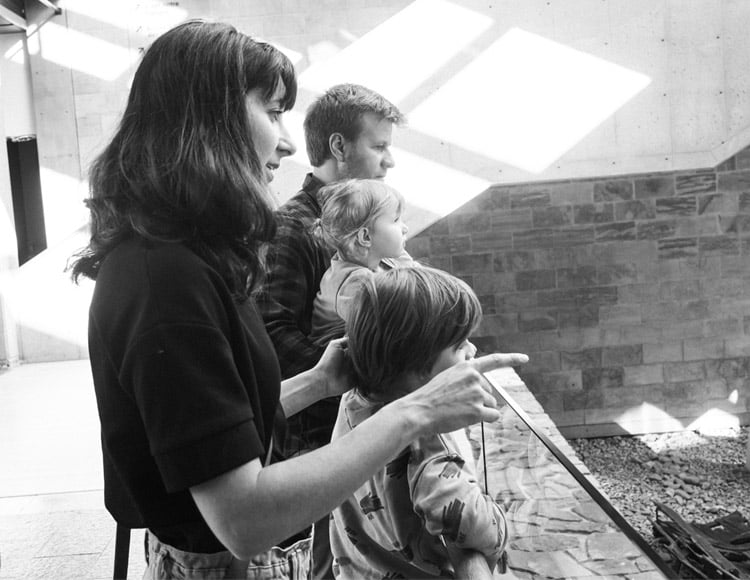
[
  {"left": 356, "top": 227, "right": 372, "bottom": 247},
  {"left": 329, "top": 133, "right": 346, "bottom": 162}
]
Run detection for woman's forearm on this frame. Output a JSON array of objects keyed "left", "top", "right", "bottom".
[
  {"left": 193, "top": 396, "right": 421, "bottom": 558},
  {"left": 279, "top": 367, "right": 326, "bottom": 417},
  {"left": 279, "top": 337, "right": 352, "bottom": 417}
]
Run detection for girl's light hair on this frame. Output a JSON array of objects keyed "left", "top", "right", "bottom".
[
  {"left": 313, "top": 179, "right": 405, "bottom": 256},
  {"left": 347, "top": 265, "right": 482, "bottom": 398}
]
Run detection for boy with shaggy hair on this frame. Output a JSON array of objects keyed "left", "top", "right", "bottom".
[{"left": 330, "top": 266, "right": 508, "bottom": 579}]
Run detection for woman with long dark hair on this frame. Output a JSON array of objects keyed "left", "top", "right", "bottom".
[{"left": 71, "top": 19, "right": 527, "bottom": 579}]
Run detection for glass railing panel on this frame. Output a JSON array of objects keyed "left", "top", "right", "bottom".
[{"left": 470, "top": 368, "right": 675, "bottom": 579}]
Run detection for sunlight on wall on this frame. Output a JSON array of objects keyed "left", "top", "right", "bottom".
[
  {"left": 687, "top": 409, "right": 740, "bottom": 434},
  {"left": 616, "top": 402, "right": 741, "bottom": 438},
  {"left": 388, "top": 147, "right": 491, "bottom": 234},
  {"left": 8, "top": 224, "right": 91, "bottom": 357},
  {"left": 298, "top": 0, "right": 493, "bottom": 102},
  {"left": 409, "top": 27, "right": 652, "bottom": 174},
  {"left": 26, "top": 22, "right": 136, "bottom": 81},
  {"left": 39, "top": 168, "right": 88, "bottom": 247},
  {"left": 294, "top": 0, "right": 651, "bottom": 233},
  {"left": 0, "top": 199, "right": 18, "bottom": 268},
  {"left": 61, "top": 0, "right": 187, "bottom": 33},
  {"left": 3, "top": 39, "right": 24, "bottom": 63},
  {"left": 616, "top": 403, "right": 684, "bottom": 434}
]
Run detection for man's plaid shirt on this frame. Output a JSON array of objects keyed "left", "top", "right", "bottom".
[{"left": 258, "top": 173, "right": 333, "bottom": 380}]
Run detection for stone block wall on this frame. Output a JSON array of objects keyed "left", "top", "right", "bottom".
[{"left": 406, "top": 147, "right": 750, "bottom": 438}]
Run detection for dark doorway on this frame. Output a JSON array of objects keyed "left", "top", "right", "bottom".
[{"left": 7, "top": 135, "right": 46, "bottom": 265}]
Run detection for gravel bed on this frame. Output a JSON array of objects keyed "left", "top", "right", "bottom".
[{"left": 568, "top": 425, "right": 750, "bottom": 548}]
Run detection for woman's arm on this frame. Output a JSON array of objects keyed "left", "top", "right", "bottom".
[
  {"left": 278, "top": 337, "right": 350, "bottom": 417},
  {"left": 191, "top": 352, "right": 527, "bottom": 560}
]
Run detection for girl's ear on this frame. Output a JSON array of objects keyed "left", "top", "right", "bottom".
[
  {"left": 329, "top": 133, "right": 346, "bottom": 162},
  {"left": 355, "top": 227, "right": 372, "bottom": 247}
]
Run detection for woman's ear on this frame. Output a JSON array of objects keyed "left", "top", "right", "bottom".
[
  {"left": 355, "top": 227, "right": 372, "bottom": 248},
  {"left": 329, "top": 133, "right": 346, "bottom": 162}
]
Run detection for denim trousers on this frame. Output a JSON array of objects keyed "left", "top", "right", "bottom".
[{"left": 143, "top": 530, "right": 312, "bottom": 580}]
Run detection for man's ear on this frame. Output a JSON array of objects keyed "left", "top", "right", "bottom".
[
  {"left": 355, "top": 227, "right": 372, "bottom": 247},
  {"left": 329, "top": 133, "right": 346, "bottom": 162}
]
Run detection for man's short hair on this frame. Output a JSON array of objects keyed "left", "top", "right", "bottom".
[
  {"left": 303, "top": 83, "right": 405, "bottom": 167},
  {"left": 347, "top": 266, "right": 482, "bottom": 398}
]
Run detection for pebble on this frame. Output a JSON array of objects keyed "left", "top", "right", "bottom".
[{"left": 569, "top": 426, "right": 750, "bottom": 547}]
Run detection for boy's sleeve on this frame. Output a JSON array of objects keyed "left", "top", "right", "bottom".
[{"left": 408, "top": 432, "right": 507, "bottom": 561}]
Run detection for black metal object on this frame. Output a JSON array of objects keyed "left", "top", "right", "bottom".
[
  {"left": 113, "top": 523, "right": 130, "bottom": 580},
  {"left": 653, "top": 501, "right": 750, "bottom": 579},
  {"left": 482, "top": 371, "right": 679, "bottom": 580},
  {"left": 6, "top": 135, "right": 46, "bottom": 265}
]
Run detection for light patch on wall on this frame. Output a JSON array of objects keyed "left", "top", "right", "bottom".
[
  {"left": 26, "top": 22, "right": 136, "bottom": 81},
  {"left": 39, "top": 168, "right": 88, "bottom": 247},
  {"left": 409, "top": 28, "right": 652, "bottom": 174},
  {"left": 688, "top": 409, "right": 740, "bottom": 434},
  {"left": 61, "top": 0, "right": 187, "bottom": 33},
  {"left": 616, "top": 403, "right": 683, "bottom": 436},
  {"left": 3, "top": 39, "right": 24, "bottom": 63},
  {"left": 387, "top": 148, "right": 491, "bottom": 235},
  {"left": 0, "top": 197, "right": 18, "bottom": 267},
  {"left": 298, "top": 0, "right": 492, "bottom": 102},
  {"left": 7, "top": 224, "right": 92, "bottom": 352}
]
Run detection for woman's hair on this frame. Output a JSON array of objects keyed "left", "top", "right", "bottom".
[
  {"left": 347, "top": 266, "right": 482, "bottom": 398},
  {"left": 313, "top": 179, "right": 405, "bottom": 257},
  {"left": 69, "top": 19, "right": 297, "bottom": 299}
]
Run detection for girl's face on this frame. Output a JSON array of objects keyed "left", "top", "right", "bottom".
[
  {"left": 368, "top": 196, "right": 408, "bottom": 260},
  {"left": 428, "top": 339, "right": 477, "bottom": 378},
  {"left": 245, "top": 82, "right": 296, "bottom": 184}
]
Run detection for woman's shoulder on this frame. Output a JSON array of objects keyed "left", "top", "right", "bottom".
[
  {"left": 100, "top": 239, "right": 227, "bottom": 302},
  {"left": 107, "top": 238, "right": 211, "bottom": 273}
]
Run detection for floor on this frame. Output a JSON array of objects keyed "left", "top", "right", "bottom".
[{"left": 0, "top": 359, "right": 146, "bottom": 580}]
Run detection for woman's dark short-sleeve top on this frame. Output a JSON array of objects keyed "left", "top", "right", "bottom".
[{"left": 88, "top": 238, "right": 281, "bottom": 553}]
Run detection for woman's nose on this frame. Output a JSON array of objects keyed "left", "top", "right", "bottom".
[{"left": 278, "top": 122, "right": 296, "bottom": 157}]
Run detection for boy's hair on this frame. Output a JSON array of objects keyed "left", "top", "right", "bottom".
[
  {"left": 303, "top": 83, "right": 405, "bottom": 167},
  {"left": 347, "top": 266, "right": 482, "bottom": 398},
  {"left": 314, "top": 179, "right": 405, "bottom": 256}
]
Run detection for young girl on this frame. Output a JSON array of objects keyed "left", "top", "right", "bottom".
[
  {"left": 330, "top": 266, "right": 508, "bottom": 580},
  {"left": 309, "top": 178, "right": 413, "bottom": 346}
]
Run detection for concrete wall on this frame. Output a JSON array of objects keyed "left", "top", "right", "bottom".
[{"left": 1, "top": 0, "right": 750, "bottom": 434}]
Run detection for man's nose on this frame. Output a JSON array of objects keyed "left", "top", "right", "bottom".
[{"left": 382, "top": 148, "right": 395, "bottom": 168}]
